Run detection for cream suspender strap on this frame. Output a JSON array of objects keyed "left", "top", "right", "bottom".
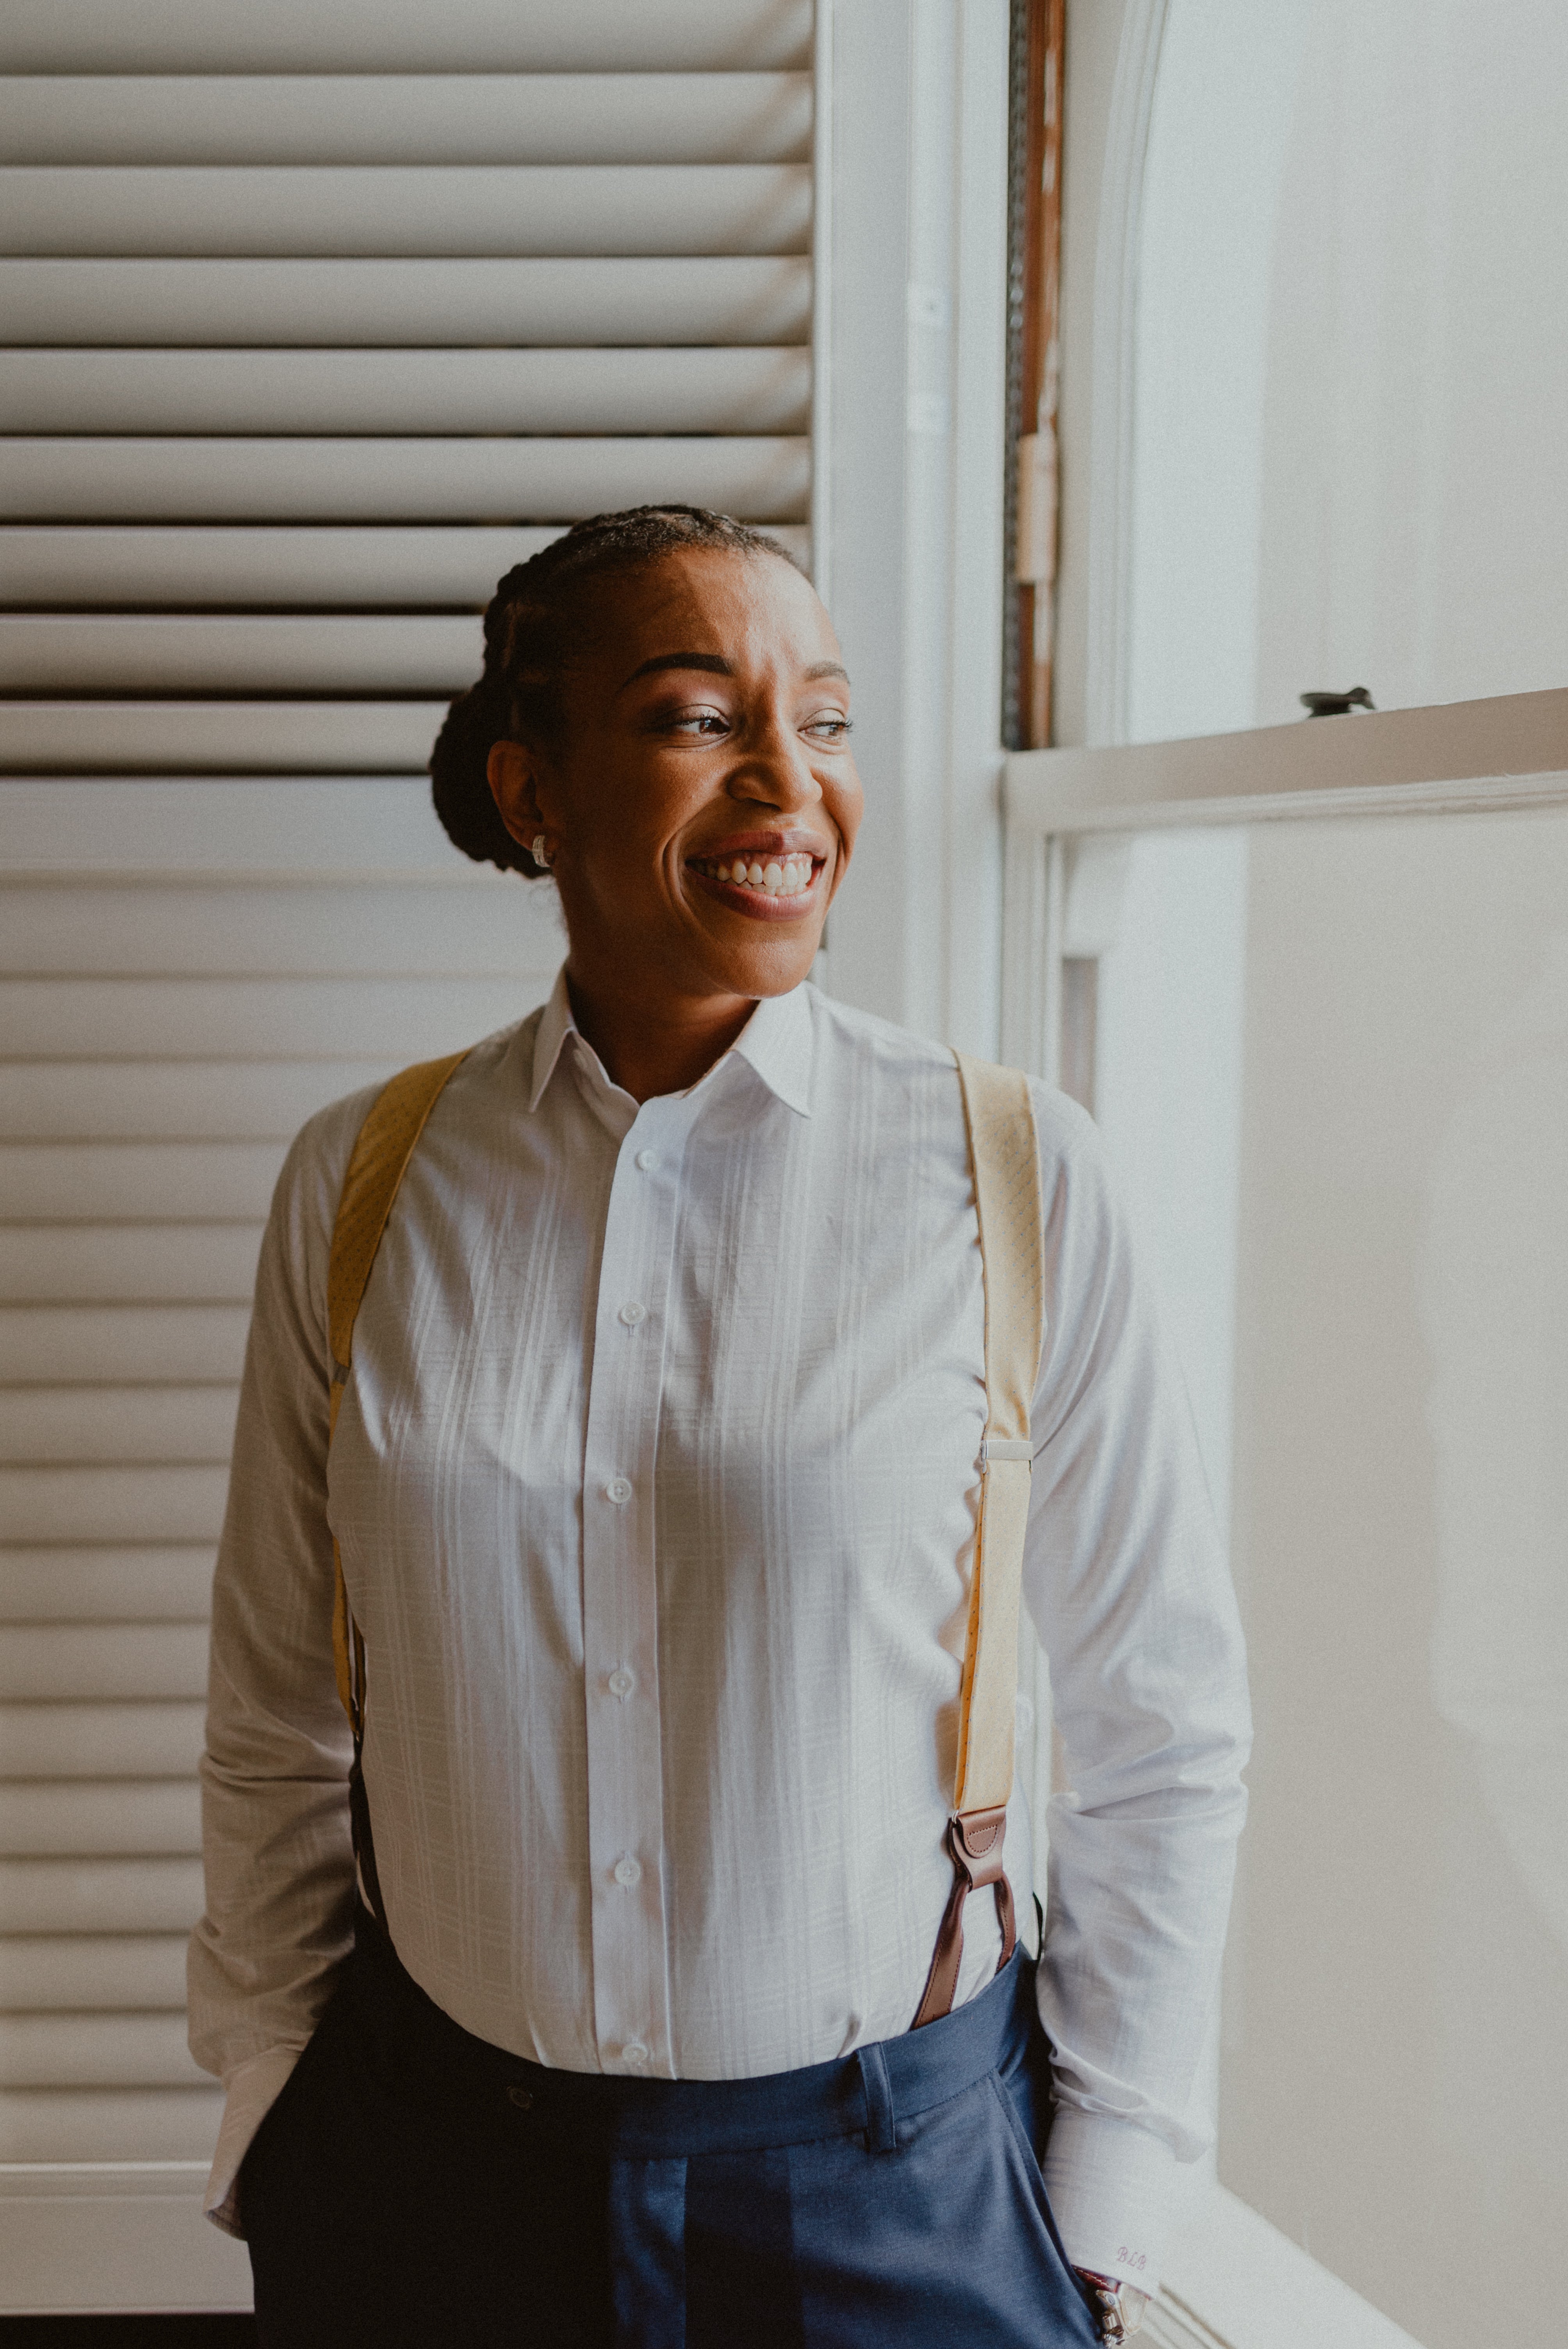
[
  {"left": 325, "top": 1048, "right": 470, "bottom": 1921},
  {"left": 912, "top": 1052, "right": 1045, "bottom": 2028}
]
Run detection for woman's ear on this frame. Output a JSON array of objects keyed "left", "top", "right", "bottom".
[{"left": 486, "top": 740, "right": 544, "bottom": 851}]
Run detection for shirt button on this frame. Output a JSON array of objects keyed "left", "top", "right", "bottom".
[
  {"left": 605, "top": 1476, "right": 633, "bottom": 1505},
  {"left": 623, "top": 2041, "right": 650, "bottom": 2066},
  {"left": 608, "top": 1667, "right": 635, "bottom": 1699},
  {"left": 635, "top": 1148, "right": 658, "bottom": 1172},
  {"left": 618, "top": 1300, "right": 647, "bottom": 1327},
  {"left": 613, "top": 1855, "right": 642, "bottom": 1888}
]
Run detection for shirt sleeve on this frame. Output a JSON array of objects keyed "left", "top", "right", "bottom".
[
  {"left": 1021, "top": 1088, "right": 1252, "bottom": 2297},
  {"left": 186, "top": 1089, "right": 374, "bottom": 2236}
]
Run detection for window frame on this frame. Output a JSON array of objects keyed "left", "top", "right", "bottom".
[
  {"left": 1016, "top": 9, "right": 1568, "bottom": 2344},
  {"left": 1002, "top": 686, "right": 1568, "bottom": 1077}
]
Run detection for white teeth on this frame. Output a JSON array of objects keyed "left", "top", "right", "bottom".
[{"left": 696, "top": 852, "right": 815, "bottom": 893}]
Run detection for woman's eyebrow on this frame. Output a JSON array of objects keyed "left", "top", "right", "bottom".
[
  {"left": 621, "top": 651, "right": 733, "bottom": 686},
  {"left": 619, "top": 654, "right": 851, "bottom": 688}
]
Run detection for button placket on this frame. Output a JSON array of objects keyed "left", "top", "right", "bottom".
[{"left": 579, "top": 1105, "right": 682, "bottom": 2076}]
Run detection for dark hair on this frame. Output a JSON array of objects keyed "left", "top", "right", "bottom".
[{"left": 429, "top": 504, "right": 803, "bottom": 877}]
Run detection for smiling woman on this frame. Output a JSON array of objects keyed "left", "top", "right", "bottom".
[
  {"left": 187, "top": 505, "right": 1249, "bottom": 2349},
  {"left": 429, "top": 505, "right": 860, "bottom": 1100}
]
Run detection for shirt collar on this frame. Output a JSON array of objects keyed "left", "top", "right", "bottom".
[
  {"left": 727, "top": 981, "right": 814, "bottom": 1117},
  {"left": 528, "top": 964, "right": 814, "bottom": 1119},
  {"left": 528, "top": 966, "right": 578, "bottom": 1112}
]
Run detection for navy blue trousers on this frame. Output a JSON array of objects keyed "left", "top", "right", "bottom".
[{"left": 242, "top": 1913, "right": 1103, "bottom": 2348}]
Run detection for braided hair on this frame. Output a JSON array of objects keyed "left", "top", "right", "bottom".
[{"left": 429, "top": 504, "right": 803, "bottom": 877}]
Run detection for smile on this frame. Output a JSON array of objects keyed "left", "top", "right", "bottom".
[{"left": 690, "top": 851, "right": 817, "bottom": 897}]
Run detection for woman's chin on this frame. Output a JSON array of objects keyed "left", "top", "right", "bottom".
[{"left": 687, "top": 918, "right": 823, "bottom": 1000}]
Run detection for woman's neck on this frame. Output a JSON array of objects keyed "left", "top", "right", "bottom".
[{"left": 564, "top": 966, "right": 759, "bottom": 1103}]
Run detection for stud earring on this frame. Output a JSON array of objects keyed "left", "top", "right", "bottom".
[{"left": 531, "top": 833, "right": 553, "bottom": 869}]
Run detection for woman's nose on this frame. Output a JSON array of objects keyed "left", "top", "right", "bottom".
[{"left": 731, "top": 713, "right": 823, "bottom": 806}]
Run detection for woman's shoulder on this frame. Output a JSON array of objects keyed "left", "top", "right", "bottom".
[
  {"left": 271, "top": 1009, "right": 542, "bottom": 1235},
  {"left": 804, "top": 986, "right": 1101, "bottom": 1166}
]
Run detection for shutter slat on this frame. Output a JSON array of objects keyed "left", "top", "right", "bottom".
[
  {"left": 3, "top": 710, "right": 447, "bottom": 773},
  {"left": 0, "top": 1308, "right": 249, "bottom": 1387},
  {"left": 0, "top": 891, "right": 556, "bottom": 981},
  {"left": 1, "top": 976, "right": 536, "bottom": 1060},
  {"left": 4, "top": 435, "right": 811, "bottom": 523},
  {"left": 0, "top": 1147, "right": 289, "bottom": 1223},
  {"left": 0, "top": 2014, "right": 206, "bottom": 2090},
  {"left": 0, "top": 1389, "right": 240, "bottom": 1463},
  {"left": 0, "top": 1705, "right": 206, "bottom": 1780},
  {"left": 2, "top": 616, "right": 484, "bottom": 697},
  {"left": 0, "top": 1551, "right": 214, "bottom": 1622},
  {"left": 0, "top": 1782, "right": 201, "bottom": 1858},
  {"left": 0, "top": 0, "right": 814, "bottom": 76},
  {"left": 0, "top": 523, "right": 808, "bottom": 608},
  {"left": 0, "top": 1624, "right": 210, "bottom": 1702},
  {"left": 0, "top": 347, "right": 813, "bottom": 437},
  {"left": 0, "top": 1229, "right": 259, "bottom": 1303},
  {"left": 0, "top": 2085, "right": 223, "bottom": 2164},
  {"left": 0, "top": 165, "right": 812, "bottom": 260},
  {"left": 0, "top": 2014, "right": 207, "bottom": 2088},
  {"left": 0, "top": 1466, "right": 228, "bottom": 1545},
  {"left": 0, "top": 256, "right": 813, "bottom": 346},
  {"left": 0, "top": 1146, "right": 282, "bottom": 1221},
  {"left": 0, "top": 525, "right": 565, "bottom": 607},
  {"left": 0, "top": 783, "right": 477, "bottom": 870},
  {"left": 0, "top": 1933, "right": 191, "bottom": 2007},
  {"left": 0, "top": 1852, "right": 200, "bottom": 1936},
  {"left": 0, "top": 73, "right": 813, "bottom": 169},
  {"left": 0, "top": 1063, "right": 398, "bottom": 1139}
]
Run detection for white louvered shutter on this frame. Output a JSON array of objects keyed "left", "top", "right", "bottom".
[{"left": 0, "top": 0, "right": 815, "bottom": 2306}]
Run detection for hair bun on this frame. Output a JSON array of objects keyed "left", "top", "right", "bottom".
[{"left": 429, "top": 672, "right": 541, "bottom": 876}]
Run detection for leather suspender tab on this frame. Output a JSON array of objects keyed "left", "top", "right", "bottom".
[{"left": 911, "top": 1805, "right": 1019, "bottom": 2030}]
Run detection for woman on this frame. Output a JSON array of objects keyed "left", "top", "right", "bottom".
[{"left": 190, "top": 506, "right": 1250, "bottom": 2346}]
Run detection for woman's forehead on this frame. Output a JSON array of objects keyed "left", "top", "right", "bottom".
[{"left": 595, "top": 545, "right": 839, "bottom": 668}]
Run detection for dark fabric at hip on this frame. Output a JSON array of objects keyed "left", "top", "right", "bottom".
[{"left": 241, "top": 1912, "right": 1104, "bottom": 2349}]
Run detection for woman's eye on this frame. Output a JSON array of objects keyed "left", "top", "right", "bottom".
[
  {"left": 668, "top": 709, "right": 730, "bottom": 737},
  {"left": 805, "top": 715, "right": 852, "bottom": 741}
]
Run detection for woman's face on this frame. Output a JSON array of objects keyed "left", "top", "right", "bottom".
[{"left": 487, "top": 547, "right": 862, "bottom": 1006}]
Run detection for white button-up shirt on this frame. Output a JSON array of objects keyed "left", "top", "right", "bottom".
[{"left": 190, "top": 971, "right": 1250, "bottom": 2294}]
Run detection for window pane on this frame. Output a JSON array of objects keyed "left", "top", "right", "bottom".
[
  {"left": 1086, "top": 807, "right": 1568, "bottom": 2346},
  {"left": 1128, "top": 0, "right": 1568, "bottom": 739}
]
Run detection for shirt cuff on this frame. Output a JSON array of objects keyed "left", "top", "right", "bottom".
[
  {"left": 202, "top": 2044, "right": 306, "bottom": 2239},
  {"left": 1041, "top": 2106, "right": 1179, "bottom": 2297}
]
